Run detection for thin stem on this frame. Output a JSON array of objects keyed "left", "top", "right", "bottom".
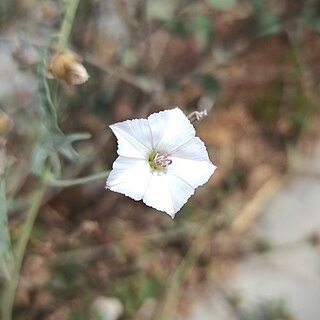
[
  {"left": 0, "top": 140, "right": 14, "bottom": 281},
  {"left": 57, "top": 0, "right": 80, "bottom": 50},
  {"left": 1, "top": 2, "right": 81, "bottom": 318},
  {"left": 48, "top": 170, "right": 110, "bottom": 187},
  {"left": 155, "top": 212, "right": 218, "bottom": 320},
  {"left": 1, "top": 171, "right": 47, "bottom": 320}
]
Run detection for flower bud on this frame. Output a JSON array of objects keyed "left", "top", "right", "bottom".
[
  {"left": 0, "top": 110, "right": 13, "bottom": 137},
  {"left": 47, "top": 51, "right": 89, "bottom": 85}
]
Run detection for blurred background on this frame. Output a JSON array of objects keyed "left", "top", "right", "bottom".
[{"left": 1, "top": 0, "right": 320, "bottom": 319}]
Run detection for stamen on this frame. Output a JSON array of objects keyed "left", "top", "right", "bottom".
[{"left": 148, "top": 151, "right": 172, "bottom": 172}]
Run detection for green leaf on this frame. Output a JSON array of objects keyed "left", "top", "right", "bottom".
[
  {"left": 301, "top": 10, "right": 320, "bottom": 30},
  {"left": 165, "top": 18, "right": 190, "bottom": 37},
  {"left": 206, "top": 0, "right": 235, "bottom": 10},
  {"left": 257, "top": 12, "right": 280, "bottom": 37},
  {"left": 247, "top": 0, "right": 281, "bottom": 37},
  {"left": 146, "top": 0, "right": 178, "bottom": 21},
  {"left": 192, "top": 14, "right": 213, "bottom": 50},
  {"left": 32, "top": 41, "right": 91, "bottom": 176},
  {"left": 193, "top": 73, "right": 220, "bottom": 98}
]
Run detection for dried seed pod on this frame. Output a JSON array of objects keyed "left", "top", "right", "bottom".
[
  {"left": 47, "top": 51, "right": 89, "bottom": 85},
  {"left": 0, "top": 110, "right": 13, "bottom": 137}
]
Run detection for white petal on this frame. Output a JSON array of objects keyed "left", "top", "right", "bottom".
[
  {"left": 168, "top": 157, "right": 216, "bottom": 188},
  {"left": 110, "top": 118, "right": 152, "bottom": 159},
  {"left": 171, "top": 137, "right": 211, "bottom": 161},
  {"left": 147, "top": 108, "right": 195, "bottom": 153},
  {"left": 106, "top": 156, "right": 152, "bottom": 201},
  {"left": 142, "top": 172, "right": 195, "bottom": 218}
]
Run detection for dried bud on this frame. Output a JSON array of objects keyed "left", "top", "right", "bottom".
[
  {"left": 47, "top": 51, "right": 89, "bottom": 85},
  {"left": 0, "top": 110, "right": 13, "bottom": 137}
]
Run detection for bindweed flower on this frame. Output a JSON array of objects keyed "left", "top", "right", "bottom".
[
  {"left": 47, "top": 51, "right": 89, "bottom": 85},
  {"left": 106, "top": 108, "right": 216, "bottom": 218}
]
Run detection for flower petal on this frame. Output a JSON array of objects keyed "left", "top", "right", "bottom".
[
  {"left": 106, "top": 156, "right": 152, "bottom": 201},
  {"left": 147, "top": 108, "right": 195, "bottom": 153},
  {"left": 168, "top": 157, "right": 216, "bottom": 189},
  {"left": 142, "top": 172, "right": 196, "bottom": 218},
  {"left": 171, "top": 137, "right": 211, "bottom": 161},
  {"left": 110, "top": 119, "right": 152, "bottom": 159}
]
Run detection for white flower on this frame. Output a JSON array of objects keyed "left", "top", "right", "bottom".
[{"left": 106, "top": 108, "right": 216, "bottom": 218}]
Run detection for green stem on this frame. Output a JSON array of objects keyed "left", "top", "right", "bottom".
[
  {"left": 57, "top": 0, "right": 80, "bottom": 50},
  {"left": 1, "top": 2, "right": 81, "bottom": 319},
  {"left": 48, "top": 170, "right": 110, "bottom": 187},
  {"left": 1, "top": 171, "right": 47, "bottom": 320},
  {"left": 0, "top": 150, "right": 14, "bottom": 281}
]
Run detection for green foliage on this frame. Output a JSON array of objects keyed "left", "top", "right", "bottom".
[
  {"left": 146, "top": 0, "right": 178, "bottom": 21},
  {"left": 255, "top": 238, "right": 273, "bottom": 253},
  {"left": 249, "top": 78, "right": 283, "bottom": 129},
  {"left": 0, "top": 0, "right": 15, "bottom": 27},
  {"left": 247, "top": 0, "right": 281, "bottom": 37},
  {"left": 0, "top": 0, "right": 8, "bottom": 25},
  {"left": 165, "top": 13, "right": 213, "bottom": 47},
  {"left": 192, "top": 14, "right": 213, "bottom": 49},
  {"left": 206, "top": 0, "right": 235, "bottom": 10},
  {"left": 112, "top": 275, "right": 164, "bottom": 318},
  {"left": 241, "top": 301, "right": 293, "bottom": 320},
  {"left": 193, "top": 73, "right": 220, "bottom": 99},
  {"left": 49, "top": 261, "right": 89, "bottom": 298},
  {"left": 165, "top": 18, "right": 190, "bottom": 37},
  {"left": 301, "top": 4, "right": 320, "bottom": 29},
  {"left": 121, "top": 49, "right": 139, "bottom": 70},
  {"left": 67, "top": 300, "right": 92, "bottom": 320},
  {"left": 289, "top": 87, "right": 315, "bottom": 135},
  {"left": 32, "top": 43, "right": 90, "bottom": 177}
]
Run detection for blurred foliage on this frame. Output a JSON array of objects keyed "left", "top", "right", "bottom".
[
  {"left": 165, "top": 18, "right": 190, "bottom": 37},
  {"left": 193, "top": 74, "right": 219, "bottom": 99},
  {"left": 249, "top": 78, "right": 283, "bottom": 129},
  {"left": 191, "top": 14, "right": 213, "bottom": 50},
  {"left": 146, "top": 0, "right": 178, "bottom": 21},
  {"left": 301, "top": 0, "right": 320, "bottom": 29},
  {"left": 248, "top": 0, "right": 281, "bottom": 37},
  {"left": 206, "top": 0, "right": 236, "bottom": 10},
  {"left": 32, "top": 45, "right": 90, "bottom": 176},
  {"left": 240, "top": 301, "right": 294, "bottom": 320},
  {"left": 112, "top": 274, "right": 164, "bottom": 318},
  {"left": 255, "top": 238, "right": 273, "bottom": 253}
]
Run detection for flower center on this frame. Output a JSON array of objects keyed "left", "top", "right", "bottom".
[{"left": 148, "top": 150, "right": 172, "bottom": 172}]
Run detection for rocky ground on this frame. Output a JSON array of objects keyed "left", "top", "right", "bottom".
[{"left": 185, "top": 141, "right": 320, "bottom": 320}]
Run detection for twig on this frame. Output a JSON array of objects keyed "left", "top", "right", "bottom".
[
  {"left": 85, "top": 55, "right": 160, "bottom": 93},
  {"left": 47, "top": 170, "right": 110, "bottom": 187},
  {"left": 155, "top": 175, "right": 283, "bottom": 320},
  {"left": 230, "top": 176, "right": 282, "bottom": 235},
  {"left": 155, "top": 210, "right": 219, "bottom": 320},
  {"left": 57, "top": 0, "right": 80, "bottom": 50},
  {"left": 1, "top": 169, "right": 48, "bottom": 320}
]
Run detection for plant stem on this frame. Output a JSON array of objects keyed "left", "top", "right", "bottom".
[
  {"left": 0, "top": 141, "right": 14, "bottom": 281},
  {"left": 1, "top": 2, "right": 81, "bottom": 318},
  {"left": 48, "top": 170, "right": 110, "bottom": 187},
  {"left": 1, "top": 171, "right": 47, "bottom": 320},
  {"left": 57, "top": 0, "right": 80, "bottom": 50},
  {"left": 155, "top": 212, "right": 218, "bottom": 320}
]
